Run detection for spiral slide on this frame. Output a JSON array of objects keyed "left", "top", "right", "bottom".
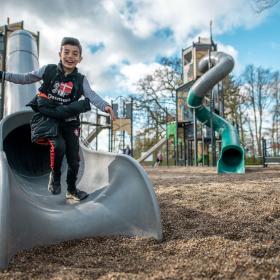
[
  {"left": 0, "top": 30, "right": 162, "bottom": 268},
  {"left": 187, "top": 52, "right": 245, "bottom": 174}
]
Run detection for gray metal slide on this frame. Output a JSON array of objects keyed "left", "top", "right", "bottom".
[
  {"left": 0, "top": 30, "right": 162, "bottom": 269},
  {"left": 137, "top": 138, "right": 167, "bottom": 163}
]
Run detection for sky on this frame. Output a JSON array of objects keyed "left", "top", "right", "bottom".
[{"left": 1, "top": 0, "right": 280, "bottom": 103}]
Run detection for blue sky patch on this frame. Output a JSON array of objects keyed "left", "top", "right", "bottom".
[
  {"left": 154, "top": 27, "right": 173, "bottom": 39},
  {"left": 217, "top": 8, "right": 280, "bottom": 73},
  {"left": 88, "top": 42, "right": 105, "bottom": 54}
]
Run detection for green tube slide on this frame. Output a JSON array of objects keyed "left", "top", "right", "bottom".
[{"left": 187, "top": 52, "right": 245, "bottom": 174}]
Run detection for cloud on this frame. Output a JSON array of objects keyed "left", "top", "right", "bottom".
[
  {"left": 217, "top": 42, "right": 241, "bottom": 74},
  {"left": 119, "top": 0, "right": 265, "bottom": 43},
  {"left": 119, "top": 62, "right": 162, "bottom": 92},
  {"left": 0, "top": 0, "right": 272, "bottom": 99}
]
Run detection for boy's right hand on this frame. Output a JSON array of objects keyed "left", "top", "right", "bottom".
[{"left": 104, "top": 105, "right": 116, "bottom": 121}]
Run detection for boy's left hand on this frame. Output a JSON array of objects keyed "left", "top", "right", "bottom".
[{"left": 104, "top": 106, "right": 116, "bottom": 121}]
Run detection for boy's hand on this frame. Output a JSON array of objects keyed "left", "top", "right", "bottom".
[{"left": 104, "top": 105, "right": 116, "bottom": 121}]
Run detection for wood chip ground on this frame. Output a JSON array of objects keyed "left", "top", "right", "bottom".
[{"left": 1, "top": 166, "right": 280, "bottom": 279}]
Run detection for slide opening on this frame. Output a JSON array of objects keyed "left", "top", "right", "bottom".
[
  {"left": 3, "top": 124, "right": 50, "bottom": 177},
  {"left": 220, "top": 147, "right": 243, "bottom": 170}
]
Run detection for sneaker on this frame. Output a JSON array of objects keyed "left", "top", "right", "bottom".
[
  {"left": 66, "top": 189, "right": 88, "bottom": 201},
  {"left": 48, "top": 172, "right": 61, "bottom": 195}
]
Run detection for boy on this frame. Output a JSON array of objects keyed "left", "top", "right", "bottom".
[{"left": 0, "top": 37, "right": 116, "bottom": 201}]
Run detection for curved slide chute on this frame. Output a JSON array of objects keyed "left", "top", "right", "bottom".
[
  {"left": 187, "top": 52, "right": 245, "bottom": 174},
  {"left": 0, "top": 30, "right": 162, "bottom": 268}
]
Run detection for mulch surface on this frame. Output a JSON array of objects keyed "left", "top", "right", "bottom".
[{"left": 1, "top": 166, "right": 280, "bottom": 279}]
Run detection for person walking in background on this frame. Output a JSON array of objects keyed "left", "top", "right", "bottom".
[
  {"left": 154, "top": 151, "right": 163, "bottom": 167},
  {"left": 123, "top": 145, "right": 132, "bottom": 156}
]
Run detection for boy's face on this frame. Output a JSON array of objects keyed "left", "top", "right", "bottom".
[{"left": 59, "top": 44, "right": 82, "bottom": 73}]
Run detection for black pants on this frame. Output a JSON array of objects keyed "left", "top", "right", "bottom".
[{"left": 45, "top": 123, "right": 80, "bottom": 192}]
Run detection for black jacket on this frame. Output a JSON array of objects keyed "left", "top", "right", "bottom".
[{"left": 27, "top": 95, "right": 91, "bottom": 143}]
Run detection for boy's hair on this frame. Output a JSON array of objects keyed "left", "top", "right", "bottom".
[{"left": 60, "top": 37, "right": 82, "bottom": 55}]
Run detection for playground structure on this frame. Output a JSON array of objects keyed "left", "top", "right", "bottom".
[
  {"left": 111, "top": 96, "right": 133, "bottom": 155},
  {"left": 187, "top": 51, "right": 245, "bottom": 173},
  {"left": 0, "top": 22, "right": 162, "bottom": 269},
  {"left": 176, "top": 37, "right": 244, "bottom": 173},
  {"left": 137, "top": 38, "right": 221, "bottom": 166},
  {"left": 80, "top": 109, "right": 111, "bottom": 150},
  {"left": 137, "top": 37, "right": 245, "bottom": 173},
  {"left": 173, "top": 38, "right": 218, "bottom": 167},
  {"left": 80, "top": 96, "right": 134, "bottom": 154}
]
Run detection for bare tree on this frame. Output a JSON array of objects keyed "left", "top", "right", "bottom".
[
  {"left": 246, "top": 114, "right": 257, "bottom": 159},
  {"left": 223, "top": 75, "right": 247, "bottom": 144},
  {"left": 130, "top": 57, "right": 181, "bottom": 157},
  {"left": 242, "top": 65, "right": 273, "bottom": 156},
  {"left": 271, "top": 71, "right": 280, "bottom": 155},
  {"left": 133, "top": 57, "right": 181, "bottom": 138}
]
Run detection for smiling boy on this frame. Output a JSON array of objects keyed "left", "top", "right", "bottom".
[{"left": 0, "top": 37, "right": 116, "bottom": 201}]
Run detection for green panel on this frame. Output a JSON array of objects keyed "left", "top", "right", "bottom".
[{"left": 167, "top": 122, "right": 177, "bottom": 141}]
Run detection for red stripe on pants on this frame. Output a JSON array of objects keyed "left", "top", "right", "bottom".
[{"left": 47, "top": 139, "right": 55, "bottom": 171}]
